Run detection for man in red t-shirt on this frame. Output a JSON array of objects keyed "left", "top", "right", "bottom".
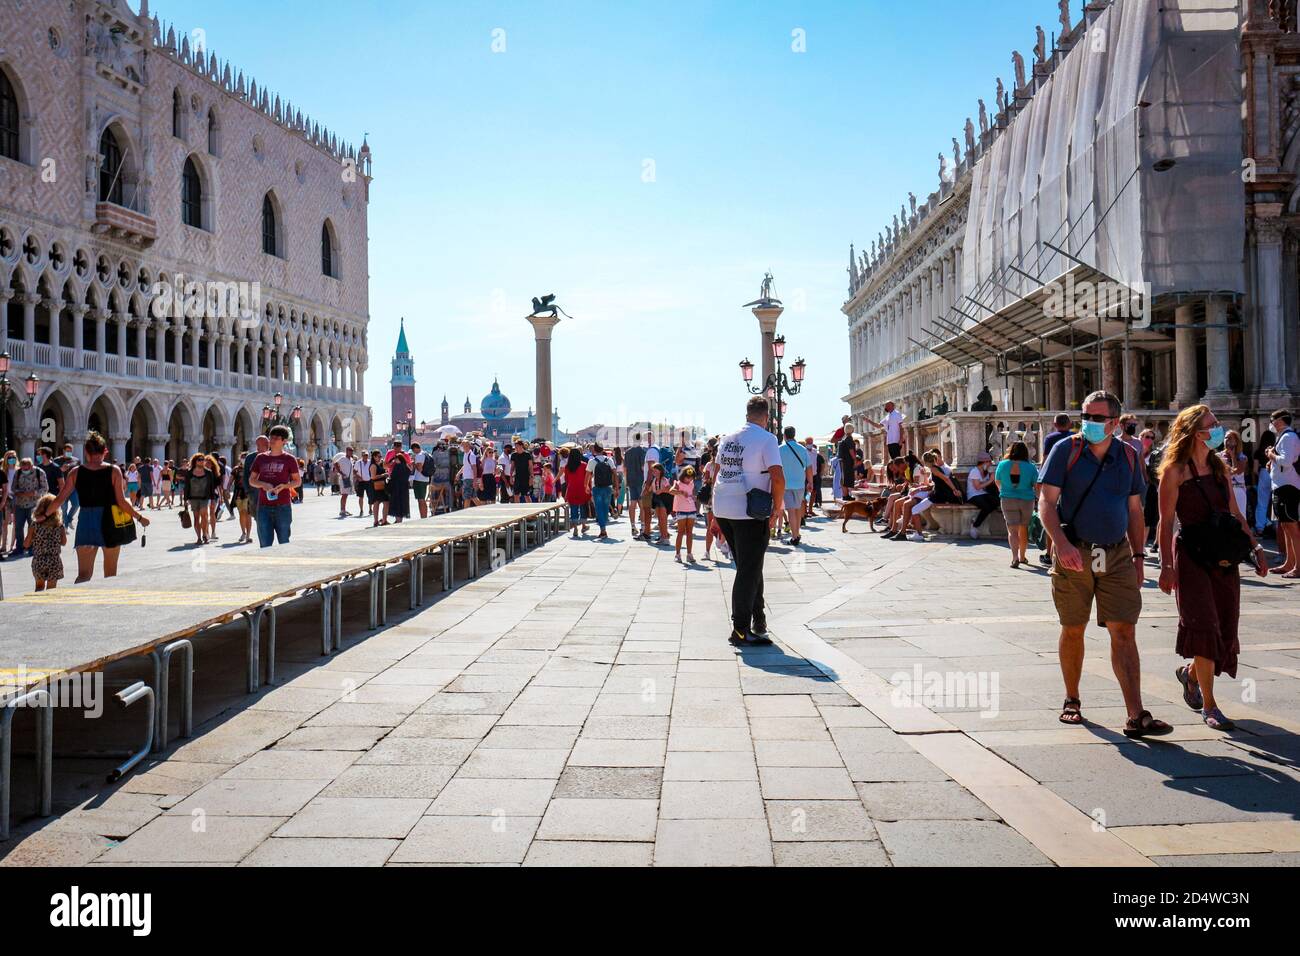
[{"left": 248, "top": 424, "right": 302, "bottom": 547}]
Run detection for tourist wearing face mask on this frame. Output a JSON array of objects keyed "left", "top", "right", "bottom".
[
  {"left": 1038, "top": 390, "right": 1172, "bottom": 738},
  {"left": 1266, "top": 409, "right": 1299, "bottom": 577},
  {"left": 1157, "top": 405, "right": 1267, "bottom": 731}
]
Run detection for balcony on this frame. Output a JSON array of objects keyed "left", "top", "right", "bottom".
[{"left": 93, "top": 201, "right": 157, "bottom": 246}]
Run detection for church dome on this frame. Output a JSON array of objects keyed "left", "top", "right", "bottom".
[{"left": 480, "top": 379, "right": 511, "bottom": 420}]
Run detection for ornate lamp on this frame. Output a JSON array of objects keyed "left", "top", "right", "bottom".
[{"left": 739, "top": 358, "right": 754, "bottom": 383}]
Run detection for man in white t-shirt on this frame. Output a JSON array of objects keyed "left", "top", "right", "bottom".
[
  {"left": 353, "top": 452, "right": 371, "bottom": 517},
  {"left": 333, "top": 447, "right": 357, "bottom": 517},
  {"left": 1267, "top": 409, "right": 1300, "bottom": 576},
  {"left": 712, "top": 396, "right": 786, "bottom": 647},
  {"left": 866, "top": 401, "right": 907, "bottom": 458}
]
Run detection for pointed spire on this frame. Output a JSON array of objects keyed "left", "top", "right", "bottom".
[{"left": 395, "top": 317, "right": 410, "bottom": 355}]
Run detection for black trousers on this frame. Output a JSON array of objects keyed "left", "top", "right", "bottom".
[
  {"left": 970, "top": 492, "right": 999, "bottom": 528},
  {"left": 716, "top": 516, "right": 769, "bottom": 634}
]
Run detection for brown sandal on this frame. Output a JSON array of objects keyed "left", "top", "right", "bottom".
[
  {"left": 1123, "top": 710, "right": 1173, "bottom": 738},
  {"left": 1059, "top": 698, "right": 1083, "bottom": 725}
]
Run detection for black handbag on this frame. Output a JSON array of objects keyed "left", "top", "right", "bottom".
[
  {"left": 102, "top": 504, "right": 137, "bottom": 548},
  {"left": 746, "top": 488, "right": 773, "bottom": 520},
  {"left": 1177, "top": 460, "right": 1253, "bottom": 570}
]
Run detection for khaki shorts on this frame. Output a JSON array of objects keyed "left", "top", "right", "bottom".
[
  {"left": 1050, "top": 539, "right": 1142, "bottom": 627},
  {"left": 1000, "top": 497, "right": 1033, "bottom": 527}
]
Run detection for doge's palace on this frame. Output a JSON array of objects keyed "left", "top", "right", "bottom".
[{"left": 0, "top": 0, "right": 373, "bottom": 463}]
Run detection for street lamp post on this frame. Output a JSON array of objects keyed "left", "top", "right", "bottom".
[
  {"left": 261, "top": 391, "right": 303, "bottom": 436},
  {"left": 739, "top": 335, "right": 806, "bottom": 436},
  {"left": 0, "top": 352, "right": 40, "bottom": 456}
]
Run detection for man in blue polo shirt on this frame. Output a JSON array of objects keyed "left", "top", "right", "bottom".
[{"left": 1039, "top": 389, "right": 1171, "bottom": 740}]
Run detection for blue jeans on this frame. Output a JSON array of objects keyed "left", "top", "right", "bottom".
[
  {"left": 12, "top": 505, "right": 33, "bottom": 555},
  {"left": 255, "top": 503, "right": 292, "bottom": 547},
  {"left": 569, "top": 503, "right": 586, "bottom": 526},
  {"left": 1256, "top": 468, "right": 1273, "bottom": 530},
  {"left": 63, "top": 489, "right": 79, "bottom": 528},
  {"left": 592, "top": 486, "right": 612, "bottom": 531}
]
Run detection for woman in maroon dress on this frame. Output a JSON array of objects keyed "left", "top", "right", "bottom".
[{"left": 1157, "top": 405, "right": 1269, "bottom": 731}]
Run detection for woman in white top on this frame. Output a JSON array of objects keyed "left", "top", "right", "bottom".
[{"left": 1222, "top": 429, "right": 1249, "bottom": 519}]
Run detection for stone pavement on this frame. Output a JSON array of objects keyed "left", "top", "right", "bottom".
[{"left": 4, "top": 510, "right": 1299, "bottom": 866}]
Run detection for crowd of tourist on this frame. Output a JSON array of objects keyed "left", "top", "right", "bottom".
[{"left": 837, "top": 391, "right": 1297, "bottom": 737}]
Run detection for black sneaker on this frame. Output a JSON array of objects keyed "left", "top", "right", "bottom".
[
  {"left": 748, "top": 623, "right": 772, "bottom": 644},
  {"left": 1038, "top": 553, "right": 1052, "bottom": 566},
  {"left": 880, "top": 531, "right": 896, "bottom": 539}
]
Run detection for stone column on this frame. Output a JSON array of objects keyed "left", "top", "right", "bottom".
[
  {"left": 1173, "top": 300, "right": 1200, "bottom": 408},
  {"left": 1064, "top": 362, "right": 1077, "bottom": 408},
  {"left": 526, "top": 311, "right": 561, "bottom": 442},
  {"left": 1101, "top": 344, "right": 1121, "bottom": 396},
  {"left": 189, "top": 321, "right": 200, "bottom": 371},
  {"left": 154, "top": 319, "right": 166, "bottom": 377},
  {"left": 0, "top": 290, "right": 10, "bottom": 352},
  {"left": 1254, "top": 218, "right": 1294, "bottom": 407},
  {"left": 21, "top": 293, "right": 38, "bottom": 347},
  {"left": 172, "top": 322, "right": 184, "bottom": 379},
  {"left": 70, "top": 304, "right": 85, "bottom": 367},
  {"left": 135, "top": 317, "right": 147, "bottom": 369},
  {"left": 752, "top": 302, "right": 783, "bottom": 386},
  {"left": 1201, "top": 295, "right": 1235, "bottom": 406},
  {"left": 148, "top": 433, "right": 169, "bottom": 463},
  {"left": 115, "top": 312, "right": 128, "bottom": 365},
  {"left": 110, "top": 433, "right": 128, "bottom": 463},
  {"left": 49, "top": 301, "right": 61, "bottom": 354},
  {"left": 1049, "top": 364, "right": 1065, "bottom": 410}
]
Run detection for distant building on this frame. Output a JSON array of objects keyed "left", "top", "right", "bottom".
[{"left": 389, "top": 319, "right": 415, "bottom": 434}]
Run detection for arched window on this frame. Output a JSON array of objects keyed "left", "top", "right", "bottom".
[
  {"left": 321, "top": 222, "right": 337, "bottom": 277},
  {"left": 181, "top": 156, "right": 203, "bottom": 228},
  {"left": 0, "top": 69, "right": 19, "bottom": 161},
  {"left": 99, "top": 127, "right": 123, "bottom": 205},
  {"left": 262, "top": 194, "right": 279, "bottom": 256},
  {"left": 207, "top": 107, "right": 219, "bottom": 155},
  {"left": 172, "top": 88, "right": 183, "bottom": 138}
]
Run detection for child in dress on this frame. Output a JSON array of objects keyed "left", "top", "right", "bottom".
[
  {"left": 25, "top": 493, "right": 66, "bottom": 592},
  {"left": 672, "top": 466, "right": 698, "bottom": 563},
  {"left": 542, "top": 463, "right": 556, "bottom": 502}
]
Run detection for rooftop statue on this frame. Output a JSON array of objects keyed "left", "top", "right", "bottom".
[
  {"left": 997, "top": 77, "right": 1007, "bottom": 113},
  {"left": 965, "top": 117, "right": 976, "bottom": 155},
  {"left": 952, "top": 137, "right": 962, "bottom": 168},
  {"left": 938, "top": 151, "right": 949, "bottom": 184},
  {"left": 1013, "top": 50, "right": 1026, "bottom": 91},
  {"left": 1035, "top": 25, "right": 1047, "bottom": 63},
  {"left": 1059, "top": 0, "right": 1072, "bottom": 37},
  {"left": 978, "top": 99, "right": 989, "bottom": 135}
]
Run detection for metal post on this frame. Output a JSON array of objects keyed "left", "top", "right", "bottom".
[
  {"left": 408, "top": 556, "right": 421, "bottom": 609},
  {"left": 155, "top": 639, "right": 193, "bottom": 751},
  {"left": 379, "top": 565, "right": 388, "bottom": 624},
  {"left": 317, "top": 586, "right": 333, "bottom": 655},
  {"left": 260, "top": 604, "right": 279, "bottom": 683},
  {"left": 368, "top": 569, "right": 379, "bottom": 629},
  {"left": 108, "top": 682, "right": 154, "bottom": 782},
  {"left": 1, "top": 688, "right": 53, "bottom": 841},
  {"left": 242, "top": 609, "right": 261, "bottom": 693},
  {"left": 443, "top": 544, "right": 453, "bottom": 591},
  {"left": 332, "top": 582, "right": 343, "bottom": 650}
]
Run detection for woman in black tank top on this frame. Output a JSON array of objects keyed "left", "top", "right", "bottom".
[{"left": 51, "top": 432, "right": 150, "bottom": 582}]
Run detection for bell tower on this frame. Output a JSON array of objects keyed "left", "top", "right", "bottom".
[{"left": 390, "top": 318, "right": 416, "bottom": 428}]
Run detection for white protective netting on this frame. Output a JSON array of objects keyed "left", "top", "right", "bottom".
[{"left": 960, "top": 0, "right": 1245, "bottom": 311}]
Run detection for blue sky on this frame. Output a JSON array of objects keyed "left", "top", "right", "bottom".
[{"left": 159, "top": 0, "right": 1046, "bottom": 438}]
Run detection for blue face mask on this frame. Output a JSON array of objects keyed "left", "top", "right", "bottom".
[
  {"left": 1080, "top": 420, "right": 1109, "bottom": 444},
  {"left": 1204, "top": 426, "right": 1226, "bottom": 450}
]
